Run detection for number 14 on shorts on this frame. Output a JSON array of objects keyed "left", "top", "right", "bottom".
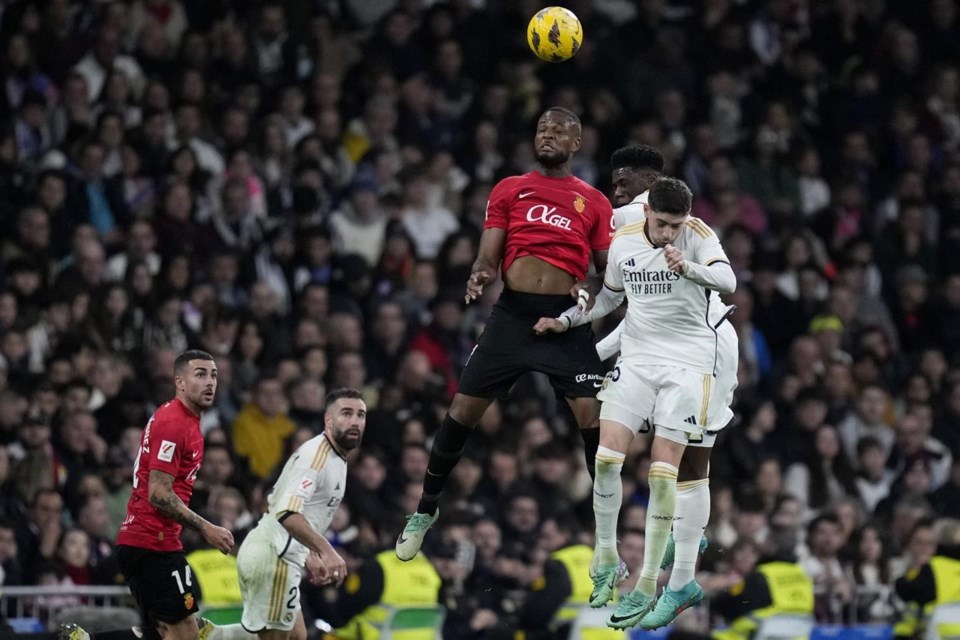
[{"left": 171, "top": 565, "right": 192, "bottom": 593}]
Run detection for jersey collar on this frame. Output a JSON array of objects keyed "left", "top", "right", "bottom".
[{"left": 322, "top": 432, "right": 349, "bottom": 461}]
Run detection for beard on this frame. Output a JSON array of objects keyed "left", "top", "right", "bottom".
[
  {"left": 333, "top": 428, "right": 363, "bottom": 452},
  {"left": 535, "top": 148, "right": 570, "bottom": 167}
]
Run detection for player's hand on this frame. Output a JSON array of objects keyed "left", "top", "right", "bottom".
[
  {"left": 318, "top": 547, "right": 348, "bottom": 587},
  {"left": 570, "top": 281, "right": 594, "bottom": 311},
  {"left": 533, "top": 317, "right": 566, "bottom": 334},
  {"left": 465, "top": 270, "right": 492, "bottom": 304},
  {"left": 664, "top": 244, "right": 687, "bottom": 274},
  {"left": 202, "top": 523, "right": 234, "bottom": 554},
  {"left": 305, "top": 551, "right": 326, "bottom": 585}
]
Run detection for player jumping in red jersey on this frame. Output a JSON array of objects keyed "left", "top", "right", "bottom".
[
  {"left": 67, "top": 350, "right": 233, "bottom": 640},
  {"left": 397, "top": 106, "right": 614, "bottom": 561}
]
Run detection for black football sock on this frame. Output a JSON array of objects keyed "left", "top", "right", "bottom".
[
  {"left": 418, "top": 415, "right": 472, "bottom": 515},
  {"left": 580, "top": 426, "right": 601, "bottom": 480}
]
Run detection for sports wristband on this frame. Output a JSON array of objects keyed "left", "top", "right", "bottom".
[{"left": 577, "top": 288, "right": 590, "bottom": 311}]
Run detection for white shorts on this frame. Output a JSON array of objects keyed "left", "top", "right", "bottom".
[
  {"left": 236, "top": 524, "right": 302, "bottom": 632},
  {"left": 599, "top": 401, "right": 717, "bottom": 447},
  {"left": 598, "top": 361, "right": 715, "bottom": 442}
]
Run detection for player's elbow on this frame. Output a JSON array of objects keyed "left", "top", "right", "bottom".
[
  {"left": 279, "top": 512, "right": 302, "bottom": 533},
  {"left": 718, "top": 277, "right": 736, "bottom": 295},
  {"left": 716, "top": 267, "right": 737, "bottom": 295}
]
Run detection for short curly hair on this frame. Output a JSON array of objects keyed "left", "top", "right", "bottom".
[{"left": 610, "top": 145, "right": 664, "bottom": 173}]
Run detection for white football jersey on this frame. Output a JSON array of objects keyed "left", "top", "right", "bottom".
[
  {"left": 256, "top": 434, "right": 347, "bottom": 567},
  {"left": 603, "top": 213, "right": 730, "bottom": 373},
  {"left": 615, "top": 192, "right": 730, "bottom": 328}
]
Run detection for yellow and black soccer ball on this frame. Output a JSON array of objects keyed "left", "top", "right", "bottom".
[{"left": 527, "top": 6, "right": 583, "bottom": 63}]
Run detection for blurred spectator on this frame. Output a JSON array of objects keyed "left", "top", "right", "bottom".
[
  {"left": 231, "top": 376, "right": 295, "bottom": 480},
  {"left": 801, "top": 514, "right": 853, "bottom": 622},
  {"left": 13, "top": 488, "right": 63, "bottom": 581},
  {"left": 0, "top": 2, "right": 959, "bottom": 630}
]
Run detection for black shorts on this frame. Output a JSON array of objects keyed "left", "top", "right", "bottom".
[
  {"left": 117, "top": 545, "right": 199, "bottom": 625},
  {"left": 458, "top": 288, "right": 604, "bottom": 400}
]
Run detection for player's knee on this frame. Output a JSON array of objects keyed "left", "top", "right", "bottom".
[
  {"left": 447, "top": 395, "right": 488, "bottom": 427},
  {"left": 595, "top": 447, "right": 625, "bottom": 476},
  {"left": 595, "top": 457, "right": 619, "bottom": 476}
]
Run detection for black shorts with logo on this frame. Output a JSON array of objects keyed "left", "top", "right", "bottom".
[
  {"left": 118, "top": 544, "right": 200, "bottom": 625},
  {"left": 458, "top": 288, "right": 605, "bottom": 400}
]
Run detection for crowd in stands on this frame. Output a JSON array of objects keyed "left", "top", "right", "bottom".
[{"left": 1, "top": 0, "right": 960, "bottom": 635}]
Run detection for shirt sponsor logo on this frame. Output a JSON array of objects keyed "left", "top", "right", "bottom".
[
  {"left": 623, "top": 267, "right": 681, "bottom": 295},
  {"left": 158, "top": 440, "right": 176, "bottom": 462},
  {"left": 526, "top": 204, "right": 571, "bottom": 230}
]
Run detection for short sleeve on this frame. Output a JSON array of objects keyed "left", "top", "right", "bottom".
[
  {"left": 272, "top": 452, "right": 323, "bottom": 517},
  {"left": 602, "top": 240, "right": 623, "bottom": 292},
  {"left": 590, "top": 197, "right": 615, "bottom": 250},
  {"left": 148, "top": 416, "right": 185, "bottom": 477},
  {"left": 483, "top": 179, "right": 511, "bottom": 230}
]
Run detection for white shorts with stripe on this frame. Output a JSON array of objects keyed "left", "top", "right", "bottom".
[
  {"left": 598, "top": 361, "right": 716, "bottom": 446},
  {"left": 236, "top": 523, "right": 303, "bottom": 632}
]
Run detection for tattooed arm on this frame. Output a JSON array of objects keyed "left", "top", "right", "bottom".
[
  {"left": 148, "top": 470, "right": 235, "bottom": 552},
  {"left": 148, "top": 469, "right": 208, "bottom": 531}
]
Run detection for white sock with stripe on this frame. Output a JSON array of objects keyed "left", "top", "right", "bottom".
[
  {"left": 593, "top": 446, "right": 626, "bottom": 567},
  {"left": 669, "top": 479, "right": 710, "bottom": 590},
  {"left": 636, "top": 461, "right": 678, "bottom": 597}
]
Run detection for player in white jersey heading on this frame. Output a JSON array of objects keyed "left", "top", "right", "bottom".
[
  {"left": 203, "top": 388, "right": 365, "bottom": 640},
  {"left": 535, "top": 178, "right": 736, "bottom": 631},
  {"left": 602, "top": 146, "right": 739, "bottom": 574}
]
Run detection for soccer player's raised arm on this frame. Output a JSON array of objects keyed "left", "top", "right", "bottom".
[{"left": 680, "top": 228, "right": 736, "bottom": 294}]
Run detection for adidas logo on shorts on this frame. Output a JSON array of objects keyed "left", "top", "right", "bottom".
[{"left": 683, "top": 416, "right": 697, "bottom": 425}]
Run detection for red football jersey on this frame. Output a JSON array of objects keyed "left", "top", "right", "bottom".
[
  {"left": 116, "top": 398, "right": 204, "bottom": 552},
  {"left": 484, "top": 171, "right": 614, "bottom": 281}
]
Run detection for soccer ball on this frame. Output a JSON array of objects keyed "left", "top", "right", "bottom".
[{"left": 527, "top": 7, "right": 583, "bottom": 63}]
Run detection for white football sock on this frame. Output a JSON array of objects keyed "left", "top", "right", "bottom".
[
  {"left": 636, "top": 461, "right": 678, "bottom": 597},
  {"left": 593, "top": 446, "right": 626, "bottom": 566},
  {"left": 669, "top": 479, "right": 710, "bottom": 590}
]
